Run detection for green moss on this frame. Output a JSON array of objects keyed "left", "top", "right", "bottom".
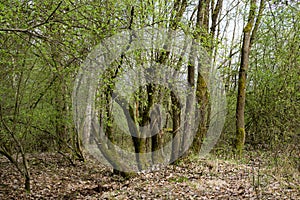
[
  {"left": 113, "top": 169, "right": 136, "bottom": 179},
  {"left": 243, "top": 23, "right": 253, "bottom": 33},
  {"left": 238, "top": 77, "right": 246, "bottom": 90},
  {"left": 235, "top": 128, "right": 246, "bottom": 156}
]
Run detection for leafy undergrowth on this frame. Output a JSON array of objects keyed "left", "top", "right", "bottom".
[{"left": 0, "top": 152, "right": 299, "bottom": 199}]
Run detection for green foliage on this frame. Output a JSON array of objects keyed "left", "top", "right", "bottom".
[
  {"left": 0, "top": 1, "right": 299, "bottom": 191},
  {"left": 246, "top": 4, "right": 299, "bottom": 148}
]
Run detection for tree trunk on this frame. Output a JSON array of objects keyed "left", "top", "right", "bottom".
[
  {"left": 151, "top": 102, "right": 164, "bottom": 164},
  {"left": 105, "top": 84, "right": 115, "bottom": 149},
  {"left": 235, "top": 0, "right": 265, "bottom": 156},
  {"left": 192, "top": 0, "right": 210, "bottom": 153},
  {"left": 170, "top": 92, "right": 181, "bottom": 162},
  {"left": 194, "top": 73, "right": 209, "bottom": 152}
]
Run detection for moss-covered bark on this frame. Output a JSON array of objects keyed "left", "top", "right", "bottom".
[
  {"left": 235, "top": 0, "right": 265, "bottom": 156},
  {"left": 235, "top": 128, "right": 246, "bottom": 155},
  {"left": 193, "top": 73, "right": 209, "bottom": 153}
]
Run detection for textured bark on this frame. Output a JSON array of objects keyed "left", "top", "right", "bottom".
[
  {"left": 194, "top": 73, "right": 209, "bottom": 153},
  {"left": 170, "top": 92, "right": 181, "bottom": 162},
  {"left": 192, "top": 0, "right": 211, "bottom": 153},
  {"left": 235, "top": 0, "right": 265, "bottom": 156},
  {"left": 235, "top": 1, "right": 254, "bottom": 156},
  {"left": 189, "top": 0, "right": 224, "bottom": 154}
]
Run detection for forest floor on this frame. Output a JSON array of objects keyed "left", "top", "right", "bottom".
[{"left": 0, "top": 151, "right": 299, "bottom": 199}]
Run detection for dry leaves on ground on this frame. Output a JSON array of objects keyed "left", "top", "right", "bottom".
[{"left": 0, "top": 153, "right": 299, "bottom": 199}]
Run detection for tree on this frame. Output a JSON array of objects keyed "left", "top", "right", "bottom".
[
  {"left": 246, "top": 1, "right": 300, "bottom": 148},
  {"left": 235, "top": 0, "right": 265, "bottom": 155},
  {"left": 182, "top": 0, "right": 223, "bottom": 154},
  {"left": 0, "top": 0, "right": 120, "bottom": 190}
]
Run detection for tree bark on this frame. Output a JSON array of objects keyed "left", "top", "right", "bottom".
[
  {"left": 192, "top": 0, "right": 211, "bottom": 153},
  {"left": 170, "top": 92, "right": 181, "bottom": 162},
  {"left": 235, "top": 0, "right": 265, "bottom": 156}
]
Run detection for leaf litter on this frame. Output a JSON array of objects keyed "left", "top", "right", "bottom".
[{"left": 0, "top": 152, "right": 299, "bottom": 199}]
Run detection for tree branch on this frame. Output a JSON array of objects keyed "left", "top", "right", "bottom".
[
  {"left": 0, "top": 1, "right": 63, "bottom": 34},
  {"left": 250, "top": 0, "right": 265, "bottom": 46}
]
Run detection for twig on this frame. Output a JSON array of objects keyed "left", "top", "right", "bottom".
[{"left": 0, "top": 1, "right": 63, "bottom": 35}]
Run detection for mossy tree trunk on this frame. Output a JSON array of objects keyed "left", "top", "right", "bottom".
[
  {"left": 192, "top": 0, "right": 223, "bottom": 153},
  {"left": 193, "top": 73, "right": 209, "bottom": 152},
  {"left": 235, "top": 0, "right": 265, "bottom": 156}
]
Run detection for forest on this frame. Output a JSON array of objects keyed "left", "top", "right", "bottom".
[{"left": 0, "top": 0, "right": 299, "bottom": 199}]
